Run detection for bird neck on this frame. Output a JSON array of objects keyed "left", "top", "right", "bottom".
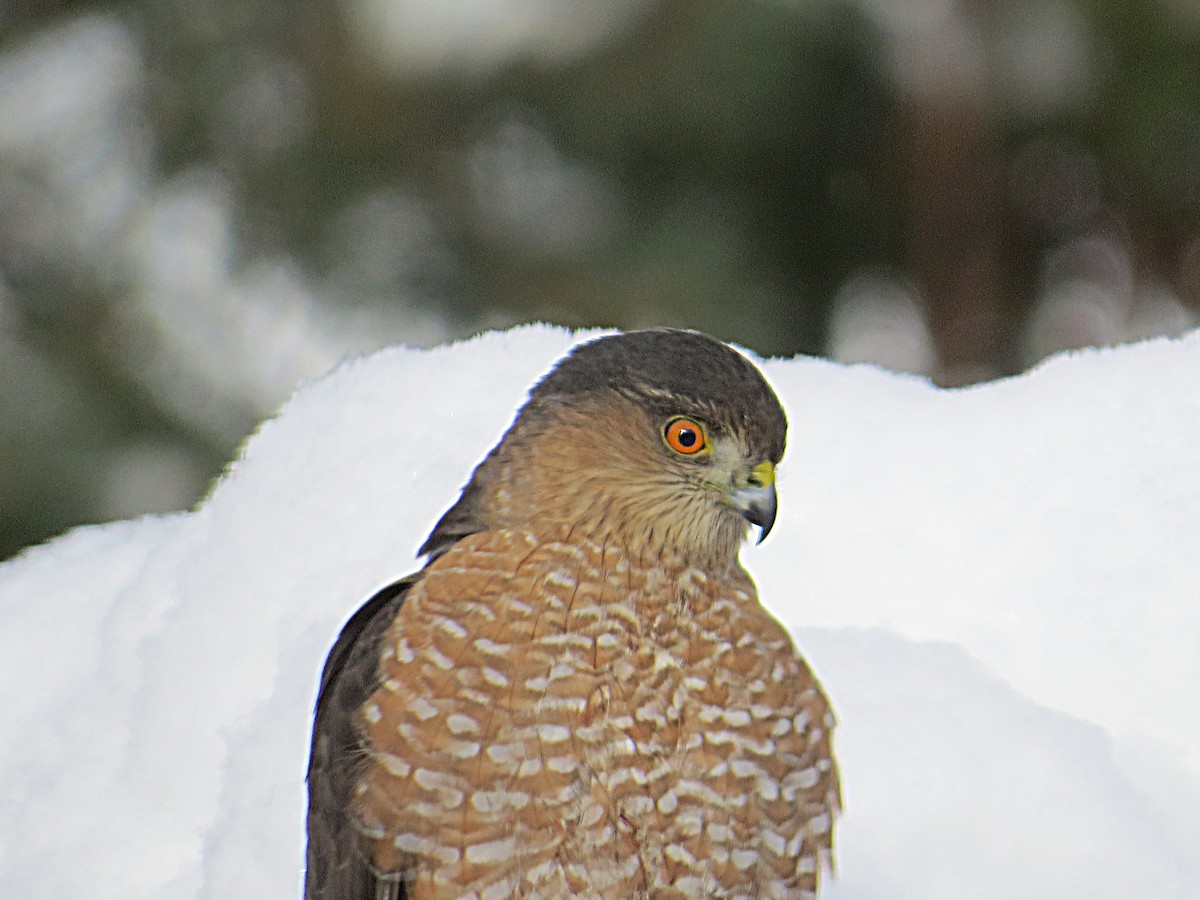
[
  {"left": 479, "top": 428, "right": 748, "bottom": 574},
  {"left": 421, "top": 399, "right": 751, "bottom": 573}
]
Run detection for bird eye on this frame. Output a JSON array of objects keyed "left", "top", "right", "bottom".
[{"left": 663, "top": 417, "right": 707, "bottom": 455}]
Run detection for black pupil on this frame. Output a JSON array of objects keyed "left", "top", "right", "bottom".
[{"left": 677, "top": 427, "right": 697, "bottom": 447}]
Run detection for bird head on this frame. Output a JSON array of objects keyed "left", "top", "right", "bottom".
[{"left": 421, "top": 329, "right": 787, "bottom": 571}]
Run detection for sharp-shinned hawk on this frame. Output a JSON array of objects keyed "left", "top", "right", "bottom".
[{"left": 305, "top": 328, "right": 839, "bottom": 899}]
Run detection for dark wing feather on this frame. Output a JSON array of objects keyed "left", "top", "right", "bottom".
[{"left": 305, "top": 575, "right": 419, "bottom": 900}]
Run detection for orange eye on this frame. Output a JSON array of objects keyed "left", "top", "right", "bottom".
[{"left": 664, "top": 417, "right": 707, "bottom": 455}]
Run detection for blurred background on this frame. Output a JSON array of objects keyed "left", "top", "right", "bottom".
[{"left": 2, "top": 0, "right": 1199, "bottom": 560}]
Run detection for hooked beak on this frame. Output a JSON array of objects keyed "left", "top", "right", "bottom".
[{"left": 729, "top": 460, "right": 778, "bottom": 544}]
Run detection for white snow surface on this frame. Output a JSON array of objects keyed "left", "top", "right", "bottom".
[{"left": 2, "top": 324, "right": 1199, "bottom": 899}]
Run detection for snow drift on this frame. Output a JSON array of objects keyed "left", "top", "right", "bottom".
[{"left": 1, "top": 324, "right": 1198, "bottom": 899}]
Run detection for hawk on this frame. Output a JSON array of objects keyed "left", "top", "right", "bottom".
[{"left": 305, "top": 329, "right": 839, "bottom": 899}]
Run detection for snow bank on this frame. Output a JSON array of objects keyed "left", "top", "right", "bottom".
[{"left": 1, "top": 324, "right": 1198, "bottom": 898}]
